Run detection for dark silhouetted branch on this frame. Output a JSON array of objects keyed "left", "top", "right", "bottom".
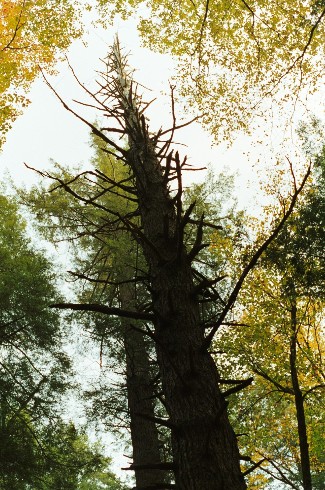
[
  {"left": 50, "top": 302, "right": 154, "bottom": 321},
  {"left": 122, "top": 462, "right": 176, "bottom": 471},
  {"left": 242, "top": 458, "right": 266, "bottom": 476},
  {"left": 132, "top": 484, "right": 176, "bottom": 490},
  {"left": 134, "top": 412, "right": 175, "bottom": 429},
  {"left": 222, "top": 377, "right": 254, "bottom": 397}
]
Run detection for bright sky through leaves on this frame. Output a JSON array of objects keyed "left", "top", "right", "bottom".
[{"left": 2, "top": 8, "right": 323, "bottom": 212}]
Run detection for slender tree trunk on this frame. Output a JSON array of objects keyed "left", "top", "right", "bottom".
[
  {"left": 290, "top": 300, "right": 312, "bottom": 490},
  {"left": 120, "top": 283, "right": 169, "bottom": 489},
  {"left": 112, "top": 45, "right": 246, "bottom": 490}
]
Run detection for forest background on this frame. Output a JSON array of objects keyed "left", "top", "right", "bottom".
[{"left": 0, "top": 1, "right": 324, "bottom": 489}]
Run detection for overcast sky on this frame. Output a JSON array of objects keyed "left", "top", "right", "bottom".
[
  {"left": 1, "top": 7, "right": 323, "bottom": 209},
  {"left": 0, "top": 13, "right": 282, "bottom": 211}
]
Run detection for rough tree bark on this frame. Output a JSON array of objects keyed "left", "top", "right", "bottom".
[
  {"left": 120, "top": 283, "right": 170, "bottom": 489},
  {"left": 289, "top": 298, "right": 312, "bottom": 490},
  {"left": 110, "top": 41, "right": 246, "bottom": 490}
]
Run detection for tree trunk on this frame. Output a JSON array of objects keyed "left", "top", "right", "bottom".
[
  {"left": 112, "top": 60, "right": 246, "bottom": 490},
  {"left": 120, "top": 283, "right": 169, "bottom": 489},
  {"left": 290, "top": 301, "right": 312, "bottom": 490},
  {"left": 140, "top": 247, "right": 245, "bottom": 489}
]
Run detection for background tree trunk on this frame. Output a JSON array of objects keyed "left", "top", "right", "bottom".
[
  {"left": 120, "top": 283, "right": 169, "bottom": 489},
  {"left": 290, "top": 300, "right": 312, "bottom": 490}
]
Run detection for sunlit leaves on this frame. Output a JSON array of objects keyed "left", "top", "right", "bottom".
[
  {"left": 0, "top": 0, "right": 83, "bottom": 146},
  {"left": 97, "top": 0, "right": 325, "bottom": 140},
  {"left": 216, "top": 154, "right": 325, "bottom": 487}
]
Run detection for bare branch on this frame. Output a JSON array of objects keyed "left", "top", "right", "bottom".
[
  {"left": 188, "top": 218, "right": 222, "bottom": 230},
  {"left": 122, "top": 462, "right": 176, "bottom": 471},
  {"left": 50, "top": 302, "right": 154, "bottom": 321},
  {"left": 222, "top": 377, "right": 254, "bottom": 397},
  {"left": 302, "top": 383, "right": 325, "bottom": 400},
  {"left": 252, "top": 367, "right": 293, "bottom": 395},
  {"left": 132, "top": 484, "right": 176, "bottom": 490},
  {"left": 40, "top": 71, "right": 127, "bottom": 157},
  {"left": 134, "top": 412, "right": 175, "bottom": 429},
  {"left": 242, "top": 458, "right": 266, "bottom": 476},
  {"left": 67, "top": 270, "right": 147, "bottom": 286},
  {"left": 187, "top": 213, "right": 209, "bottom": 261}
]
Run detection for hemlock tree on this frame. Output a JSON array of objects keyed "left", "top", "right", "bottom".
[
  {"left": 0, "top": 413, "right": 126, "bottom": 490},
  {"left": 38, "top": 39, "right": 311, "bottom": 489},
  {"left": 23, "top": 146, "right": 171, "bottom": 489},
  {"left": 0, "top": 194, "right": 80, "bottom": 487},
  {"left": 23, "top": 142, "right": 243, "bottom": 488},
  {"left": 0, "top": 193, "right": 125, "bottom": 489},
  {"left": 0, "top": 192, "right": 71, "bottom": 429},
  {"left": 37, "top": 420, "right": 127, "bottom": 490}
]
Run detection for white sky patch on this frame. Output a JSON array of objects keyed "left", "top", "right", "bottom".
[{"left": 0, "top": 13, "right": 289, "bottom": 213}]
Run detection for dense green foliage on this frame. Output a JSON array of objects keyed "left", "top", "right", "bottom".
[
  {"left": 0, "top": 193, "right": 69, "bottom": 422},
  {"left": 0, "top": 415, "right": 125, "bottom": 490},
  {"left": 0, "top": 193, "right": 126, "bottom": 489}
]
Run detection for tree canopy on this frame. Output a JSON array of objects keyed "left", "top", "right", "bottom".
[
  {"left": 0, "top": 191, "right": 126, "bottom": 489},
  {"left": 0, "top": 0, "right": 83, "bottom": 146},
  {"left": 96, "top": 0, "right": 325, "bottom": 139},
  {"left": 215, "top": 150, "right": 325, "bottom": 488}
]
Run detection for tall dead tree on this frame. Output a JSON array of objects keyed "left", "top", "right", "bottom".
[
  {"left": 49, "top": 38, "right": 311, "bottom": 490},
  {"left": 108, "top": 42, "right": 246, "bottom": 490}
]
